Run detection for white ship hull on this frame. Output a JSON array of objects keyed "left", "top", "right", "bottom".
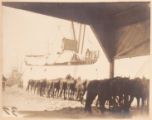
[{"left": 22, "top": 60, "right": 101, "bottom": 87}]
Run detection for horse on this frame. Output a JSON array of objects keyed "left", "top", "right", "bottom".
[
  {"left": 51, "top": 78, "right": 62, "bottom": 98},
  {"left": 75, "top": 79, "right": 89, "bottom": 102},
  {"left": 84, "top": 77, "right": 135, "bottom": 113},
  {"left": 26, "top": 79, "right": 35, "bottom": 92},
  {"left": 59, "top": 78, "right": 68, "bottom": 99},
  {"left": 84, "top": 80, "right": 101, "bottom": 112},
  {"left": 46, "top": 80, "right": 53, "bottom": 98},
  {"left": 39, "top": 79, "right": 47, "bottom": 96},
  {"left": 130, "top": 77, "right": 149, "bottom": 110},
  {"left": 66, "top": 78, "right": 77, "bottom": 100}
]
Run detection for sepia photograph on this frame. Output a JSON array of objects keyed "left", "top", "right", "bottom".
[{"left": 1, "top": 1, "right": 151, "bottom": 119}]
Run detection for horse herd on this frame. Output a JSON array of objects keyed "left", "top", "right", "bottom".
[
  {"left": 26, "top": 75, "right": 149, "bottom": 113},
  {"left": 26, "top": 75, "right": 87, "bottom": 101}
]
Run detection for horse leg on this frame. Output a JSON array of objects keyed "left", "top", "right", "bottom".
[
  {"left": 84, "top": 91, "right": 97, "bottom": 113},
  {"left": 40, "top": 87, "right": 42, "bottom": 96},
  {"left": 34, "top": 86, "right": 36, "bottom": 94},
  {"left": 67, "top": 89, "right": 70, "bottom": 99},
  {"left": 123, "top": 94, "right": 129, "bottom": 112},
  {"left": 52, "top": 88, "right": 54, "bottom": 97},
  {"left": 56, "top": 89, "right": 58, "bottom": 97},
  {"left": 59, "top": 89, "right": 63, "bottom": 98},
  {"left": 70, "top": 90, "right": 73, "bottom": 100},
  {"left": 71, "top": 90, "right": 73, "bottom": 99},
  {"left": 64, "top": 89, "right": 67, "bottom": 100},
  {"left": 47, "top": 87, "right": 50, "bottom": 98},
  {"left": 55, "top": 88, "right": 57, "bottom": 97},
  {"left": 55, "top": 89, "right": 57, "bottom": 97},
  {"left": 36, "top": 86, "right": 38, "bottom": 95},
  {"left": 136, "top": 97, "right": 140, "bottom": 109},
  {"left": 69, "top": 89, "right": 71, "bottom": 99},
  {"left": 76, "top": 90, "right": 79, "bottom": 100},
  {"left": 26, "top": 83, "right": 29, "bottom": 91},
  {"left": 98, "top": 97, "right": 106, "bottom": 113},
  {"left": 125, "top": 95, "right": 134, "bottom": 112},
  {"left": 72, "top": 90, "right": 75, "bottom": 100},
  {"left": 95, "top": 98, "right": 99, "bottom": 108},
  {"left": 141, "top": 97, "right": 145, "bottom": 109},
  {"left": 54, "top": 89, "right": 56, "bottom": 97},
  {"left": 147, "top": 96, "right": 149, "bottom": 112},
  {"left": 57, "top": 89, "right": 60, "bottom": 97}
]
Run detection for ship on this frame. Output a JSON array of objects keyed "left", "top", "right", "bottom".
[
  {"left": 24, "top": 21, "right": 100, "bottom": 66},
  {"left": 22, "top": 22, "right": 101, "bottom": 83}
]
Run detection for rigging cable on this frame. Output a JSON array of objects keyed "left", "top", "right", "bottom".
[{"left": 134, "top": 57, "right": 150, "bottom": 78}]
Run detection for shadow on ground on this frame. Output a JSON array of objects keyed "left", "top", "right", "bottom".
[{"left": 19, "top": 106, "right": 148, "bottom": 119}]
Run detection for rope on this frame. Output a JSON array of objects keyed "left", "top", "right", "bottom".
[{"left": 134, "top": 57, "right": 150, "bottom": 77}]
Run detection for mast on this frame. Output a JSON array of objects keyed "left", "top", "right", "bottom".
[
  {"left": 77, "top": 23, "right": 82, "bottom": 53},
  {"left": 81, "top": 25, "right": 86, "bottom": 54},
  {"left": 71, "top": 21, "right": 77, "bottom": 42}
]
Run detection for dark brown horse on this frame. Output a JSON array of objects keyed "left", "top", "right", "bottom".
[
  {"left": 66, "top": 78, "right": 77, "bottom": 100},
  {"left": 26, "top": 79, "right": 35, "bottom": 92},
  {"left": 84, "top": 80, "right": 100, "bottom": 112},
  {"left": 46, "top": 80, "right": 53, "bottom": 98},
  {"left": 51, "top": 78, "right": 62, "bottom": 98},
  {"left": 59, "top": 78, "right": 68, "bottom": 99},
  {"left": 130, "top": 77, "right": 149, "bottom": 110},
  {"left": 39, "top": 79, "right": 47, "bottom": 96},
  {"left": 84, "top": 77, "right": 136, "bottom": 113}
]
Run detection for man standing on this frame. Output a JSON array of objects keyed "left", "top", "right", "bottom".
[{"left": 2, "top": 75, "right": 7, "bottom": 91}]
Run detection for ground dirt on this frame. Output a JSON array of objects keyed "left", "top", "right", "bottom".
[{"left": 2, "top": 86, "right": 149, "bottom": 118}]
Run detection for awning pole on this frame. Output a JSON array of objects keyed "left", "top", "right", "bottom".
[{"left": 109, "top": 59, "right": 114, "bottom": 78}]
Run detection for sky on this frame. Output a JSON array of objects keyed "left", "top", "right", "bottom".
[{"left": 2, "top": 6, "right": 151, "bottom": 80}]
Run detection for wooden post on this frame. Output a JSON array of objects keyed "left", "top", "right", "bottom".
[{"left": 109, "top": 59, "right": 114, "bottom": 78}]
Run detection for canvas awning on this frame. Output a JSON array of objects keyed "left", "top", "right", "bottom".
[{"left": 2, "top": 2, "right": 150, "bottom": 62}]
